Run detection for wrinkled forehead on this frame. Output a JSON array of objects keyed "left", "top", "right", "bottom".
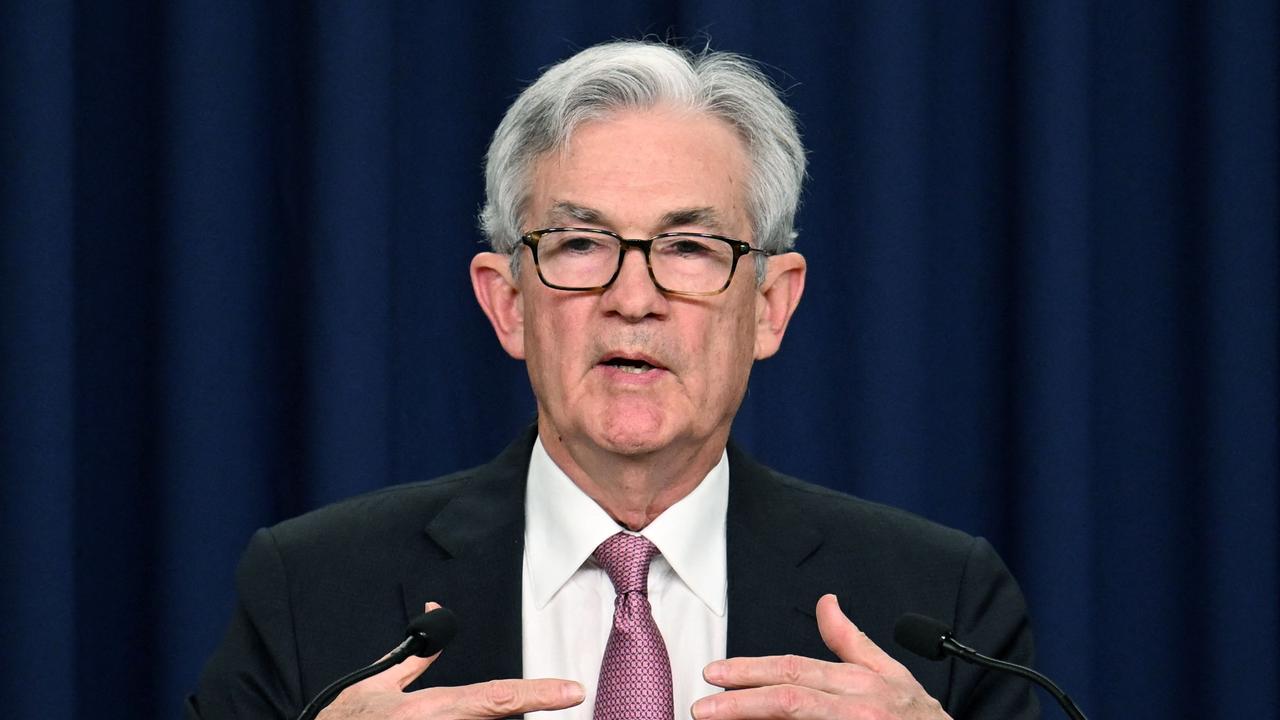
[
  {"left": 523, "top": 108, "right": 754, "bottom": 236},
  {"left": 546, "top": 201, "right": 732, "bottom": 235}
]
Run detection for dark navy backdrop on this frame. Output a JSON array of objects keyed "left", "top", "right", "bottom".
[{"left": 2, "top": 2, "right": 1276, "bottom": 718}]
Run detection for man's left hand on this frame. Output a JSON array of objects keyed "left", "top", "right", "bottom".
[{"left": 693, "top": 594, "right": 951, "bottom": 720}]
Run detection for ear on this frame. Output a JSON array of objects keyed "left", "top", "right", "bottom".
[
  {"left": 470, "top": 252, "right": 526, "bottom": 359},
  {"left": 754, "top": 252, "right": 806, "bottom": 360}
]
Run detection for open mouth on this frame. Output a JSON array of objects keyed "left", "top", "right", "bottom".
[
  {"left": 602, "top": 358, "right": 658, "bottom": 374},
  {"left": 599, "top": 353, "right": 666, "bottom": 375}
]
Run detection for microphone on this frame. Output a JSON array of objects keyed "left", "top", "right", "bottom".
[
  {"left": 894, "top": 613, "right": 1087, "bottom": 720},
  {"left": 296, "top": 608, "right": 458, "bottom": 720}
]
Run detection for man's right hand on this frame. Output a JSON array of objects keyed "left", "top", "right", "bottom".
[
  {"left": 317, "top": 604, "right": 585, "bottom": 720},
  {"left": 317, "top": 664, "right": 583, "bottom": 720}
]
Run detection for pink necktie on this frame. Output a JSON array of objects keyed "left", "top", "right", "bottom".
[{"left": 592, "top": 532, "right": 674, "bottom": 720}]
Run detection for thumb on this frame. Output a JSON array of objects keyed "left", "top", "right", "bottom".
[
  {"left": 329, "top": 640, "right": 439, "bottom": 702},
  {"left": 371, "top": 601, "right": 448, "bottom": 691},
  {"left": 815, "top": 594, "right": 898, "bottom": 674},
  {"left": 389, "top": 653, "right": 438, "bottom": 691}
]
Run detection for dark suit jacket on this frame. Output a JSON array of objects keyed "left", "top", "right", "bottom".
[{"left": 187, "top": 429, "right": 1038, "bottom": 719}]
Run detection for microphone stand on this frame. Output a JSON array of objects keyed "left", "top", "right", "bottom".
[
  {"left": 296, "top": 608, "right": 457, "bottom": 720},
  {"left": 940, "top": 635, "right": 1088, "bottom": 720}
]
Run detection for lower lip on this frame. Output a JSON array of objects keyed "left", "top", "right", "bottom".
[{"left": 596, "top": 364, "right": 668, "bottom": 385}]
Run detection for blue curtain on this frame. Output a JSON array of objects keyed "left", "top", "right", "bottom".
[{"left": 3, "top": 2, "right": 1276, "bottom": 718}]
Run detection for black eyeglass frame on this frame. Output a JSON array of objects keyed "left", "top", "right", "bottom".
[{"left": 519, "top": 226, "right": 771, "bottom": 297}]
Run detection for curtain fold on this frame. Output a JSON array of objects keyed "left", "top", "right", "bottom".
[{"left": 1, "top": 4, "right": 76, "bottom": 719}]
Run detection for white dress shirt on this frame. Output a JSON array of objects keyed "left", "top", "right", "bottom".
[{"left": 522, "top": 437, "right": 729, "bottom": 720}]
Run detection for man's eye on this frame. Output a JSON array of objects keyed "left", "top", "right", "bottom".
[
  {"left": 560, "top": 236, "right": 606, "bottom": 253},
  {"left": 654, "top": 238, "right": 705, "bottom": 256}
]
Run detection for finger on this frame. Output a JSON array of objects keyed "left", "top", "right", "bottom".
[
  {"left": 703, "top": 654, "right": 870, "bottom": 695},
  {"left": 387, "top": 654, "right": 438, "bottom": 691},
  {"left": 328, "top": 653, "right": 438, "bottom": 709},
  {"left": 815, "top": 594, "right": 906, "bottom": 676},
  {"left": 691, "top": 684, "right": 838, "bottom": 720},
  {"left": 435, "top": 678, "right": 585, "bottom": 720},
  {"left": 371, "top": 601, "right": 450, "bottom": 690}
]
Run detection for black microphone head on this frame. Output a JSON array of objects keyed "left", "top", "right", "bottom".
[
  {"left": 405, "top": 607, "right": 458, "bottom": 657},
  {"left": 894, "top": 613, "right": 952, "bottom": 661}
]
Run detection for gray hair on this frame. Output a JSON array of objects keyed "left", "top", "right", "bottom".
[{"left": 479, "top": 40, "right": 806, "bottom": 281}]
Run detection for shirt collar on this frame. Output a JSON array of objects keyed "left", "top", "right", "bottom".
[{"left": 524, "top": 436, "right": 729, "bottom": 615}]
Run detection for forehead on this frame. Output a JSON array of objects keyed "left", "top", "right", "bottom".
[{"left": 526, "top": 107, "right": 752, "bottom": 236}]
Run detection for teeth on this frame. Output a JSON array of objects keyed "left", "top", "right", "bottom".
[{"left": 617, "top": 363, "right": 654, "bottom": 373}]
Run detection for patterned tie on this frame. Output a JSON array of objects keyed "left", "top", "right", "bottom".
[{"left": 592, "top": 532, "right": 674, "bottom": 720}]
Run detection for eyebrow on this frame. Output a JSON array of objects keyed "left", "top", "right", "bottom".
[
  {"left": 548, "top": 201, "right": 605, "bottom": 225},
  {"left": 659, "top": 206, "right": 724, "bottom": 232},
  {"left": 546, "top": 201, "right": 726, "bottom": 233}
]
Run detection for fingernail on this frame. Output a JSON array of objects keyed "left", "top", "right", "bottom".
[
  {"left": 703, "top": 661, "right": 724, "bottom": 683},
  {"left": 692, "top": 698, "right": 717, "bottom": 719},
  {"left": 563, "top": 682, "right": 585, "bottom": 703}
]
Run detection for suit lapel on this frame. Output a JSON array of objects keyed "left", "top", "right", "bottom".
[
  {"left": 725, "top": 442, "right": 833, "bottom": 661},
  {"left": 395, "top": 430, "right": 833, "bottom": 682},
  {"left": 400, "top": 428, "right": 536, "bottom": 687}
]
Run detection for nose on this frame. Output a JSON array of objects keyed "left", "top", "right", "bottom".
[{"left": 601, "top": 246, "right": 667, "bottom": 320}]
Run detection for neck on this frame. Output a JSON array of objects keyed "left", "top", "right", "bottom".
[{"left": 537, "top": 419, "right": 726, "bottom": 531}]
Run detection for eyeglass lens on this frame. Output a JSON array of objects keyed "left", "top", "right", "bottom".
[{"left": 535, "top": 230, "right": 736, "bottom": 293}]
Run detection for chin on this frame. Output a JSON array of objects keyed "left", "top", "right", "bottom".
[{"left": 593, "top": 400, "right": 673, "bottom": 455}]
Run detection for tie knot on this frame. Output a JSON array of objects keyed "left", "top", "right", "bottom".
[{"left": 593, "top": 532, "right": 659, "bottom": 594}]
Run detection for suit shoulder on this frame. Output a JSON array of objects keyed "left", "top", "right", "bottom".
[
  {"left": 266, "top": 427, "right": 538, "bottom": 545},
  {"left": 729, "top": 460, "right": 985, "bottom": 582},
  {"left": 754, "top": 466, "right": 977, "bottom": 550},
  {"left": 264, "top": 465, "right": 497, "bottom": 556}
]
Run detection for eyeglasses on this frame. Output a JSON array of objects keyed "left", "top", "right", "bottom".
[{"left": 519, "top": 227, "right": 770, "bottom": 296}]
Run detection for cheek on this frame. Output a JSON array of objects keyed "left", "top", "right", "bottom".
[
  {"left": 524, "top": 300, "right": 591, "bottom": 381},
  {"left": 721, "top": 288, "right": 761, "bottom": 354},
  {"left": 520, "top": 301, "right": 556, "bottom": 387},
  {"left": 695, "top": 308, "right": 757, "bottom": 392}
]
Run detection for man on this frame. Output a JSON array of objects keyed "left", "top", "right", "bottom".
[{"left": 188, "top": 41, "right": 1037, "bottom": 720}]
